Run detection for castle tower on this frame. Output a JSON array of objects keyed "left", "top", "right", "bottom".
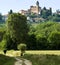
[
  {"left": 36, "top": 1, "right": 40, "bottom": 14},
  {"left": 36, "top": 1, "right": 39, "bottom": 7},
  {"left": 30, "top": 1, "right": 41, "bottom": 14}
]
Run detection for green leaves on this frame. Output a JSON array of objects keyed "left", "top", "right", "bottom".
[
  {"left": 6, "top": 13, "right": 28, "bottom": 43},
  {"left": 48, "top": 31, "right": 60, "bottom": 49},
  {"left": 29, "top": 21, "right": 60, "bottom": 50},
  {"left": 18, "top": 43, "right": 26, "bottom": 56},
  {"left": 18, "top": 43, "right": 26, "bottom": 51}
]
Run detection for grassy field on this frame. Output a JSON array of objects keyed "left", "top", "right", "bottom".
[
  {"left": 0, "top": 54, "right": 15, "bottom": 65},
  {"left": 1, "top": 50, "right": 60, "bottom": 65},
  {"left": 22, "top": 54, "right": 60, "bottom": 65},
  {"left": 26, "top": 50, "right": 60, "bottom": 55},
  {"left": 24, "top": 50, "right": 60, "bottom": 65},
  {"left": 1, "top": 50, "right": 60, "bottom": 57}
]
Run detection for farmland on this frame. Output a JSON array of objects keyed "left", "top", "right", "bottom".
[
  {"left": 1, "top": 50, "right": 60, "bottom": 57},
  {"left": 1, "top": 50, "right": 60, "bottom": 65}
]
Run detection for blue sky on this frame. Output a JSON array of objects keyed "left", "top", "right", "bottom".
[{"left": 0, "top": 0, "right": 60, "bottom": 14}]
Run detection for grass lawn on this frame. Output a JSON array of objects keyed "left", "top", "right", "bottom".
[
  {"left": 23, "top": 50, "right": 60, "bottom": 65},
  {"left": 0, "top": 54, "right": 15, "bottom": 65},
  {"left": 22, "top": 54, "right": 60, "bottom": 65},
  {"left": 1, "top": 50, "right": 60, "bottom": 65}
]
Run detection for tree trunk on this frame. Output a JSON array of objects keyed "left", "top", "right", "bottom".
[{"left": 21, "top": 52, "right": 23, "bottom": 56}]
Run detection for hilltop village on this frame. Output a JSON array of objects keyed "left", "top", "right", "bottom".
[
  {"left": 19, "top": 1, "right": 52, "bottom": 22},
  {"left": 0, "top": 1, "right": 60, "bottom": 23}
]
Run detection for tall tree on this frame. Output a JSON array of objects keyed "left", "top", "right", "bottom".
[
  {"left": 6, "top": 13, "right": 29, "bottom": 49},
  {"left": 0, "top": 13, "right": 2, "bottom": 20},
  {"left": 40, "top": 7, "right": 52, "bottom": 20},
  {"left": 0, "top": 13, "right": 4, "bottom": 23},
  {"left": 8, "top": 9, "right": 13, "bottom": 14}
]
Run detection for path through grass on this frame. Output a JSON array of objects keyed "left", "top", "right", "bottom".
[{"left": 1, "top": 50, "right": 60, "bottom": 65}]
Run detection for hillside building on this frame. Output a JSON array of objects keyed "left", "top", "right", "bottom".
[{"left": 19, "top": 1, "right": 41, "bottom": 15}]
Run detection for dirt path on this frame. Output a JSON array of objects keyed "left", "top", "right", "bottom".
[{"left": 15, "top": 58, "right": 32, "bottom": 65}]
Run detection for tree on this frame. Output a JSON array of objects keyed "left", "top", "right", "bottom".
[
  {"left": 0, "top": 13, "right": 2, "bottom": 21},
  {"left": 0, "top": 13, "right": 5, "bottom": 23},
  {"left": 40, "top": 7, "right": 52, "bottom": 20},
  {"left": 48, "top": 31, "right": 60, "bottom": 49},
  {"left": 8, "top": 9, "right": 13, "bottom": 14},
  {"left": 6, "top": 13, "right": 28, "bottom": 49},
  {"left": 27, "top": 34, "right": 37, "bottom": 50},
  {"left": 0, "top": 39, "right": 6, "bottom": 50},
  {"left": 52, "top": 13, "right": 60, "bottom": 22},
  {"left": 36, "top": 35, "right": 47, "bottom": 50},
  {"left": 29, "top": 21, "right": 60, "bottom": 50},
  {"left": 49, "top": 8, "right": 52, "bottom": 15},
  {"left": 3, "top": 33, "right": 17, "bottom": 50},
  {"left": 18, "top": 43, "right": 26, "bottom": 56}
]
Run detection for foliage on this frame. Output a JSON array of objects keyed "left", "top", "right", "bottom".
[
  {"left": 0, "top": 23, "right": 6, "bottom": 50},
  {"left": 48, "top": 31, "right": 60, "bottom": 49},
  {"left": 6, "top": 13, "right": 28, "bottom": 43},
  {"left": 36, "top": 35, "right": 47, "bottom": 50},
  {"left": 0, "top": 15, "right": 60, "bottom": 50},
  {"left": 28, "top": 21, "right": 60, "bottom": 50},
  {"left": 40, "top": 7, "right": 52, "bottom": 20},
  {"left": 32, "top": 21, "right": 60, "bottom": 37},
  {"left": 3, "top": 33, "right": 17, "bottom": 50},
  {"left": 27, "top": 34, "right": 37, "bottom": 50},
  {"left": 8, "top": 9, "right": 13, "bottom": 14},
  {"left": 0, "top": 13, "right": 5, "bottom": 23},
  {"left": 0, "top": 30, "right": 5, "bottom": 42},
  {"left": 52, "top": 13, "right": 60, "bottom": 22},
  {"left": 5, "top": 13, "right": 29, "bottom": 50},
  {"left": 29, "top": 13, "right": 37, "bottom": 18},
  {"left": 18, "top": 43, "right": 26, "bottom": 56},
  {"left": 18, "top": 43, "right": 26, "bottom": 51},
  {"left": 0, "top": 40, "right": 6, "bottom": 50}
]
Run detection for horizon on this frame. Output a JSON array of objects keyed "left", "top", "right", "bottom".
[{"left": 0, "top": 0, "right": 60, "bottom": 15}]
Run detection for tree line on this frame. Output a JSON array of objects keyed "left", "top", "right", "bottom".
[
  {"left": 0, "top": 11, "right": 60, "bottom": 51},
  {"left": 28, "top": 21, "right": 60, "bottom": 50}
]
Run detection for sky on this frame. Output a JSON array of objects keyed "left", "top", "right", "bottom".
[{"left": 0, "top": 0, "right": 60, "bottom": 15}]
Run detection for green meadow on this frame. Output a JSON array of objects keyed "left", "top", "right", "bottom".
[
  {"left": 1, "top": 50, "right": 60, "bottom": 65},
  {"left": 23, "top": 54, "right": 60, "bottom": 65},
  {"left": 0, "top": 54, "right": 15, "bottom": 65}
]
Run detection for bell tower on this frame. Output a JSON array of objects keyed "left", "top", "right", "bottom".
[
  {"left": 36, "top": 1, "right": 40, "bottom": 14},
  {"left": 36, "top": 1, "right": 39, "bottom": 7}
]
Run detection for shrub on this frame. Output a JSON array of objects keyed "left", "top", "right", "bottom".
[
  {"left": 18, "top": 43, "right": 26, "bottom": 56},
  {"left": 48, "top": 31, "right": 60, "bottom": 49}
]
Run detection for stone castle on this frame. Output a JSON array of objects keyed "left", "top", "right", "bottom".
[{"left": 19, "top": 1, "right": 41, "bottom": 15}]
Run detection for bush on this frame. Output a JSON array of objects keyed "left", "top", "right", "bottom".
[
  {"left": 48, "top": 31, "right": 60, "bottom": 49},
  {"left": 36, "top": 35, "right": 47, "bottom": 50},
  {"left": 18, "top": 43, "right": 26, "bottom": 56},
  {"left": 27, "top": 34, "right": 37, "bottom": 50}
]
